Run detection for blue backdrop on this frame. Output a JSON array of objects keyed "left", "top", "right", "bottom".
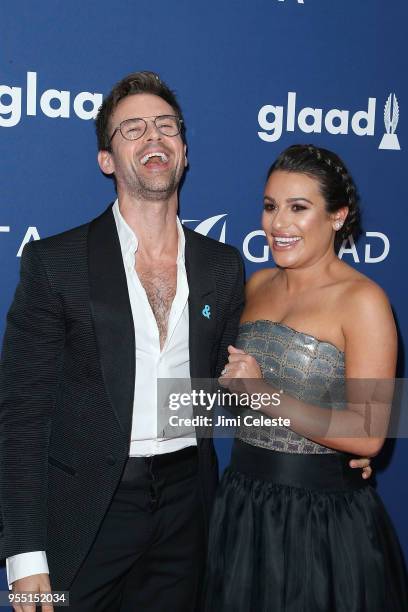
[{"left": 1, "top": 0, "right": 407, "bottom": 597}]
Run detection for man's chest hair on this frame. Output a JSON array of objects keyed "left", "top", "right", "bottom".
[{"left": 136, "top": 263, "right": 177, "bottom": 347}]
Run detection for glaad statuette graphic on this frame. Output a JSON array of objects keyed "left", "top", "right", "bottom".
[{"left": 379, "top": 93, "right": 401, "bottom": 150}]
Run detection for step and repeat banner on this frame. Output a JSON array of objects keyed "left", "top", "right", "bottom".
[{"left": 1, "top": 0, "right": 407, "bottom": 589}]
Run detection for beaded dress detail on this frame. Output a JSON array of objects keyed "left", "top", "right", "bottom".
[{"left": 235, "top": 320, "right": 345, "bottom": 454}]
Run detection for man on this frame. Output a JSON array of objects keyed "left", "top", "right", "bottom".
[
  {"left": 0, "top": 71, "right": 371, "bottom": 611},
  {"left": 0, "top": 71, "right": 245, "bottom": 611}
]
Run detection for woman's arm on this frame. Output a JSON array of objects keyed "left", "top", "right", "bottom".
[
  {"left": 220, "top": 281, "right": 397, "bottom": 458},
  {"left": 324, "top": 280, "right": 397, "bottom": 455}
]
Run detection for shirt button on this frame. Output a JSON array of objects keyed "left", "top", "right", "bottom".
[{"left": 106, "top": 455, "right": 116, "bottom": 466}]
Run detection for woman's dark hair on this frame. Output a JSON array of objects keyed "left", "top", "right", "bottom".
[
  {"left": 267, "top": 144, "right": 361, "bottom": 252},
  {"left": 95, "top": 71, "right": 185, "bottom": 151}
]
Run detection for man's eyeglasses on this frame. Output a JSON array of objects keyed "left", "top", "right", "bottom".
[{"left": 109, "top": 114, "right": 183, "bottom": 146}]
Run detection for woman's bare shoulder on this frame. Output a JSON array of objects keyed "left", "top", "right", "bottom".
[
  {"left": 245, "top": 267, "right": 279, "bottom": 298},
  {"left": 338, "top": 270, "right": 395, "bottom": 346},
  {"left": 338, "top": 268, "right": 391, "bottom": 311},
  {"left": 331, "top": 260, "right": 389, "bottom": 308}
]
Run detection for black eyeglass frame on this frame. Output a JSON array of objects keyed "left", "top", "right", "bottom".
[{"left": 108, "top": 114, "right": 183, "bottom": 146}]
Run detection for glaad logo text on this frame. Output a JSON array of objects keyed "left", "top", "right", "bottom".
[
  {"left": 5, "top": 217, "right": 389, "bottom": 263},
  {"left": 258, "top": 92, "right": 401, "bottom": 150},
  {"left": 0, "top": 71, "right": 103, "bottom": 127},
  {"left": 183, "top": 215, "right": 390, "bottom": 264}
]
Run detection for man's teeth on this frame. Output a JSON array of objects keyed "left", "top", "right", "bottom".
[
  {"left": 140, "top": 152, "right": 169, "bottom": 165},
  {"left": 274, "top": 236, "right": 302, "bottom": 244}
]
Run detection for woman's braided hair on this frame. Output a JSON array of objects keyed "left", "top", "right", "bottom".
[{"left": 267, "top": 144, "right": 361, "bottom": 252}]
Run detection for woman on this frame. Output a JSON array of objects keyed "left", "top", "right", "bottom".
[{"left": 204, "top": 145, "right": 408, "bottom": 611}]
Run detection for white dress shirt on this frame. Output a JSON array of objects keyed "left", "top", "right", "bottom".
[
  {"left": 7, "top": 200, "right": 196, "bottom": 585},
  {"left": 113, "top": 200, "right": 196, "bottom": 456}
]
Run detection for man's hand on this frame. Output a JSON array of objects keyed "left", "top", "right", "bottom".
[
  {"left": 11, "top": 573, "right": 54, "bottom": 612},
  {"left": 349, "top": 457, "right": 372, "bottom": 479}
]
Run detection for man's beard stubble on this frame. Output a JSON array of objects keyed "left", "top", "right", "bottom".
[{"left": 122, "top": 166, "right": 182, "bottom": 201}]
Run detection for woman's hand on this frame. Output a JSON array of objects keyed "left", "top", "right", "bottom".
[{"left": 219, "top": 345, "right": 262, "bottom": 392}]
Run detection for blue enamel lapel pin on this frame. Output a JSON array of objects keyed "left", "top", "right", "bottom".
[{"left": 202, "top": 304, "right": 211, "bottom": 319}]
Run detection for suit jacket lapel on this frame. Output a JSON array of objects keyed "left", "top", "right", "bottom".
[
  {"left": 88, "top": 205, "right": 135, "bottom": 437},
  {"left": 184, "top": 228, "right": 216, "bottom": 379}
]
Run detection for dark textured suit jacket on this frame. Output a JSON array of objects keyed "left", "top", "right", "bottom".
[{"left": 0, "top": 204, "right": 244, "bottom": 589}]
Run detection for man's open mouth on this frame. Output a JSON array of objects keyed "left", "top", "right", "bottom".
[{"left": 140, "top": 151, "right": 169, "bottom": 165}]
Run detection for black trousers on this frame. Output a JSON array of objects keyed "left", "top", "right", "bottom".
[{"left": 67, "top": 446, "right": 206, "bottom": 612}]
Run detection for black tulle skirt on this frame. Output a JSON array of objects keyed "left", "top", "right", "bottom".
[{"left": 204, "top": 440, "right": 408, "bottom": 612}]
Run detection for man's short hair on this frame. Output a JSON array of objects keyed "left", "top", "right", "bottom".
[{"left": 95, "top": 71, "right": 186, "bottom": 151}]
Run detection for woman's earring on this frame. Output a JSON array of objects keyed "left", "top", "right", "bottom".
[{"left": 333, "top": 220, "right": 344, "bottom": 231}]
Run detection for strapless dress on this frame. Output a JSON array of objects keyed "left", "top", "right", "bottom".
[{"left": 204, "top": 321, "right": 408, "bottom": 612}]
